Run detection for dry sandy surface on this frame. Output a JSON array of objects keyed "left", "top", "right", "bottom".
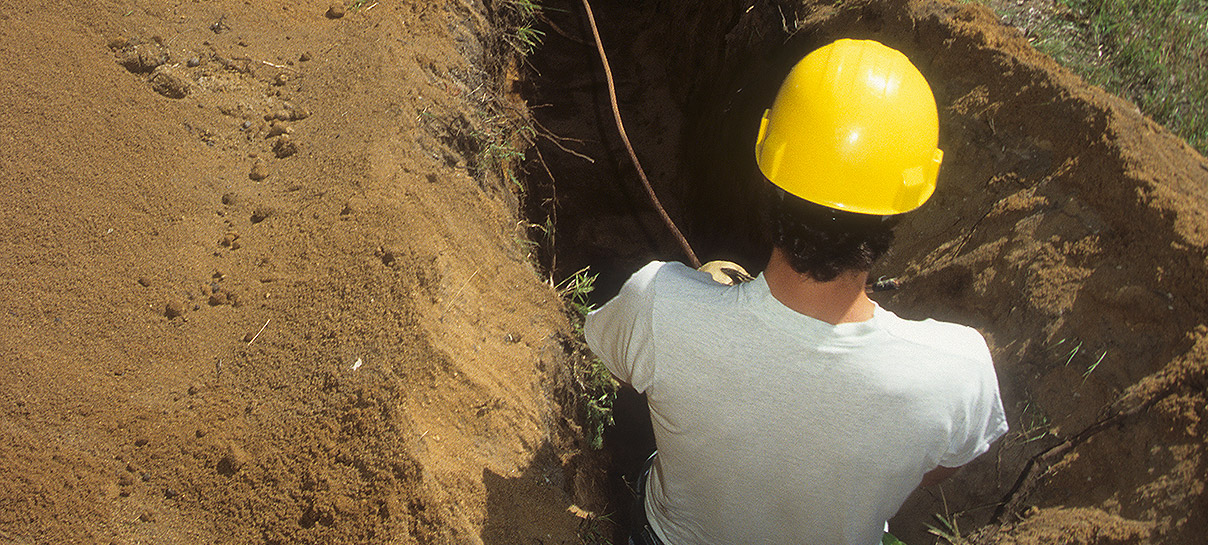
[
  {"left": 0, "top": 1, "right": 604, "bottom": 543},
  {"left": 2, "top": 0, "right": 1206, "bottom": 544}
]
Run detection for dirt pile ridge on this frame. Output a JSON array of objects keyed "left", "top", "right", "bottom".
[{"left": 0, "top": 1, "right": 605, "bottom": 543}]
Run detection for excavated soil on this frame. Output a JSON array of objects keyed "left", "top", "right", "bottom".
[
  {"left": 0, "top": 1, "right": 607, "bottom": 544},
  {"left": 1, "top": 0, "right": 1206, "bottom": 544}
]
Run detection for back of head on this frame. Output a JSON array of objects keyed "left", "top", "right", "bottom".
[
  {"left": 767, "top": 187, "right": 899, "bottom": 281},
  {"left": 755, "top": 39, "right": 942, "bottom": 279}
]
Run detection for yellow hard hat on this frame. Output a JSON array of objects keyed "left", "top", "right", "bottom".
[{"left": 755, "top": 39, "right": 944, "bottom": 215}]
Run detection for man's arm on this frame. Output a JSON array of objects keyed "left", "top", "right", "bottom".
[{"left": 583, "top": 262, "right": 664, "bottom": 391}]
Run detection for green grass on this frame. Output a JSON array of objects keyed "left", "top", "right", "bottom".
[
  {"left": 926, "top": 512, "right": 968, "bottom": 545},
  {"left": 556, "top": 266, "right": 599, "bottom": 319},
  {"left": 1016, "top": 400, "right": 1052, "bottom": 444},
  {"left": 555, "top": 266, "right": 618, "bottom": 450},
  {"left": 501, "top": 0, "right": 546, "bottom": 55},
  {"left": 988, "top": 0, "right": 1208, "bottom": 154}
]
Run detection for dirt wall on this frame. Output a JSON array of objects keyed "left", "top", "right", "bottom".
[{"left": 0, "top": 1, "right": 608, "bottom": 543}]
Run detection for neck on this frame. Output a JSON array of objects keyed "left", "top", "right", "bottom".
[{"left": 764, "top": 248, "right": 875, "bottom": 325}]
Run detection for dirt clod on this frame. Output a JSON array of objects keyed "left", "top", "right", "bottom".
[
  {"left": 117, "top": 43, "right": 168, "bottom": 73},
  {"left": 326, "top": 4, "right": 346, "bottom": 19},
  {"left": 265, "top": 121, "right": 291, "bottom": 137},
  {"left": 150, "top": 66, "right": 191, "bottom": 98},
  {"left": 250, "top": 204, "right": 275, "bottom": 223},
  {"left": 289, "top": 105, "right": 311, "bottom": 120},
  {"left": 272, "top": 135, "right": 298, "bottom": 158},
  {"left": 249, "top": 159, "right": 269, "bottom": 180},
  {"left": 216, "top": 444, "right": 249, "bottom": 476},
  {"left": 164, "top": 300, "right": 185, "bottom": 319}
]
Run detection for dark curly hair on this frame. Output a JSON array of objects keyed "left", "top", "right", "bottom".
[{"left": 767, "top": 186, "right": 899, "bottom": 282}]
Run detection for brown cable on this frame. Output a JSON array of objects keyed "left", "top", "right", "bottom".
[{"left": 579, "top": 0, "right": 702, "bottom": 268}]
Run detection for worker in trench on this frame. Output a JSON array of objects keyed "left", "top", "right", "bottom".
[{"left": 584, "top": 39, "right": 1008, "bottom": 545}]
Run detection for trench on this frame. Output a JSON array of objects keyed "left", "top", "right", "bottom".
[
  {"left": 519, "top": 1, "right": 1008, "bottom": 541},
  {"left": 517, "top": 0, "right": 1208, "bottom": 543}
]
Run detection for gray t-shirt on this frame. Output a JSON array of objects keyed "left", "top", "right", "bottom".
[{"left": 585, "top": 261, "right": 1008, "bottom": 545}]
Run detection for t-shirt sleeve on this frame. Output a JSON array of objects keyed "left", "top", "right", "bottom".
[
  {"left": 583, "top": 261, "right": 663, "bottom": 393},
  {"left": 939, "top": 332, "right": 1010, "bottom": 468}
]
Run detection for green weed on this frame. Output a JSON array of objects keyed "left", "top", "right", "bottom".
[
  {"left": 501, "top": 0, "right": 546, "bottom": 55},
  {"left": 1052, "top": 338, "right": 1109, "bottom": 383},
  {"left": 985, "top": 0, "right": 1208, "bottom": 154},
  {"left": 554, "top": 266, "right": 618, "bottom": 450},
  {"left": 583, "top": 358, "right": 617, "bottom": 450},
  {"left": 926, "top": 512, "right": 967, "bottom": 545},
  {"left": 1082, "top": 350, "right": 1108, "bottom": 382},
  {"left": 1017, "top": 400, "right": 1052, "bottom": 444},
  {"left": 556, "top": 266, "right": 599, "bottom": 319},
  {"left": 578, "top": 511, "right": 617, "bottom": 545}
]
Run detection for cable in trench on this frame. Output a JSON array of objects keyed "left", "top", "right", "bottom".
[{"left": 578, "top": 0, "right": 702, "bottom": 269}]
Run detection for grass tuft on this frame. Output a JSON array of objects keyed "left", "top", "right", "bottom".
[
  {"left": 986, "top": 0, "right": 1208, "bottom": 154},
  {"left": 556, "top": 267, "right": 618, "bottom": 450},
  {"left": 501, "top": 0, "right": 546, "bottom": 55}
]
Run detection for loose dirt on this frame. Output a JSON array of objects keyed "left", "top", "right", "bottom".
[
  {"left": 1, "top": 1, "right": 605, "bottom": 543},
  {"left": 1, "top": 0, "right": 1205, "bottom": 544}
]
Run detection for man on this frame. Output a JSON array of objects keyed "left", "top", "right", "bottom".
[{"left": 584, "top": 39, "right": 1008, "bottom": 545}]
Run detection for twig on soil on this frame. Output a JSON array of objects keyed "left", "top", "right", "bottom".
[
  {"left": 991, "top": 389, "right": 1172, "bottom": 523},
  {"left": 440, "top": 268, "right": 481, "bottom": 320},
  {"left": 950, "top": 207, "right": 994, "bottom": 257},
  {"left": 247, "top": 319, "right": 270, "bottom": 346},
  {"left": 259, "top": 60, "right": 298, "bottom": 72},
  {"left": 532, "top": 119, "right": 595, "bottom": 163}
]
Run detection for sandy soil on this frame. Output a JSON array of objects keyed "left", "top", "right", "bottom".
[
  {"left": 0, "top": 1, "right": 606, "bottom": 543},
  {"left": 1, "top": 0, "right": 1205, "bottom": 544}
]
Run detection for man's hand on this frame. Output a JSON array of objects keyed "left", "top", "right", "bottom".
[{"left": 698, "top": 260, "right": 754, "bottom": 285}]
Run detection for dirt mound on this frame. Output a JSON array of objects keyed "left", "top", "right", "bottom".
[
  {"left": 0, "top": 1, "right": 605, "bottom": 543},
  {"left": 525, "top": 0, "right": 1207, "bottom": 543}
]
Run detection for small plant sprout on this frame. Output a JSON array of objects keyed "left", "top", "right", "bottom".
[
  {"left": 556, "top": 266, "right": 598, "bottom": 319},
  {"left": 577, "top": 510, "right": 617, "bottom": 545},
  {"left": 1062, "top": 339, "right": 1083, "bottom": 366},
  {"left": 1082, "top": 350, "right": 1108, "bottom": 383},
  {"left": 1018, "top": 401, "right": 1052, "bottom": 444},
  {"left": 926, "top": 512, "right": 966, "bottom": 544},
  {"left": 502, "top": 0, "right": 546, "bottom": 55},
  {"left": 926, "top": 489, "right": 968, "bottom": 545}
]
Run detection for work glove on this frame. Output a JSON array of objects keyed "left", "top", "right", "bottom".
[{"left": 698, "top": 260, "right": 754, "bottom": 286}]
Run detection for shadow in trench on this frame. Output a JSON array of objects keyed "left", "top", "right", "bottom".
[{"left": 481, "top": 440, "right": 617, "bottom": 544}]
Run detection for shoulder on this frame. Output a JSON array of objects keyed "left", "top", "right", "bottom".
[
  {"left": 878, "top": 310, "right": 991, "bottom": 364},
  {"left": 622, "top": 261, "right": 720, "bottom": 299}
]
